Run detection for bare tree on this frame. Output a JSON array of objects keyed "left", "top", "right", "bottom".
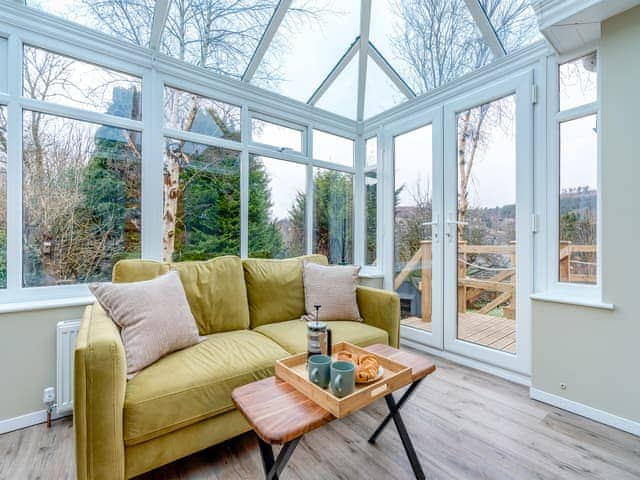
[
  {"left": 82, "top": 0, "right": 155, "bottom": 47},
  {"left": 391, "top": 0, "right": 532, "bottom": 232}
]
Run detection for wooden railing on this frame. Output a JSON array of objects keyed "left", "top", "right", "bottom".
[{"left": 395, "top": 240, "right": 596, "bottom": 323}]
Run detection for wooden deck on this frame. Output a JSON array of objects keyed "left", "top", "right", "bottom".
[{"left": 402, "top": 312, "right": 516, "bottom": 353}]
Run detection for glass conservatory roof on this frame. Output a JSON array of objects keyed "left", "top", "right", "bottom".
[{"left": 24, "top": 0, "right": 542, "bottom": 121}]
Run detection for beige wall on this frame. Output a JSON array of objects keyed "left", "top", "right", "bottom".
[
  {"left": 0, "top": 306, "right": 86, "bottom": 421},
  {"left": 532, "top": 6, "right": 640, "bottom": 423}
]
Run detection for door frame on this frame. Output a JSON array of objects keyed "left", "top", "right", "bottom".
[
  {"left": 442, "top": 71, "right": 534, "bottom": 375},
  {"left": 382, "top": 106, "right": 444, "bottom": 350}
]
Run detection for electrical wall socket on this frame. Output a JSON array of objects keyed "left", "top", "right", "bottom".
[{"left": 43, "top": 387, "right": 56, "bottom": 404}]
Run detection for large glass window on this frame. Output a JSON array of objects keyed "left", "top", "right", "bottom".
[
  {"left": 479, "top": 0, "right": 542, "bottom": 53},
  {"left": 369, "top": 0, "right": 493, "bottom": 96},
  {"left": 456, "top": 95, "right": 517, "bottom": 353},
  {"left": 22, "top": 112, "right": 141, "bottom": 287},
  {"left": 251, "top": 118, "right": 303, "bottom": 153},
  {"left": 559, "top": 53, "right": 598, "bottom": 111},
  {"left": 26, "top": 1, "right": 153, "bottom": 47},
  {"left": 559, "top": 115, "right": 597, "bottom": 284},
  {"left": 23, "top": 46, "right": 142, "bottom": 120},
  {"left": 556, "top": 52, "right": 599, "bottom": 286},
  {"left": 312, "top": 130, "right": 354, "bottom": 167},
  {"left": 163, "top": 140, "right": 240, "bottom": 262},
  {"left": 162, "top": 0, "right": 277, "bottom": 78},
  {"left": 365, "top": 136, "right": 378, "bottom": 266},
  {"left": 313, "top": 167, "right": 353, "bottom": 264},
  {"left": 364, "top": 56, "right": 407, "bottom": 119},
  {"left": 249, "top": 156, "right": 306, "bottom": 258},
  {"left": 252, "top": 0, "right": 360, "bottom": 103},
  {"left": 365, "top": 170, "right": 377, "bottom": 266},
  {"left": 315, "top": 54, "right": 359, "bottom": 121},
  {"left": 164, "top": 86, "right": 240, "bottom": 141},
  {"left": 0, "top": 106, "right": 6, "bottom": 288},
  {"left": 394, "top": 125, "right": 433, "bottom": 331},
  {"left": 366, "top": 136, "right": 377, "bottom": 167}
]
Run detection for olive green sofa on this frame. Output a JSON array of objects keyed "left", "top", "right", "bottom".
[{"left": 74, "top": 254, "right": 400, "bottom": 479}]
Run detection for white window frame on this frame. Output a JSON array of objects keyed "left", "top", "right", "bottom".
[
  {"left": 540, "top": 48, "right": 604, "bottom": 304},
  {"left": 0, "top": 7, "right": 359, "bottom": 306},
  {"left": 248, "top": 111, "right": 306, "bottom": 154},
  {"left": 2, "top": 33, "right": 145, "bottom": 303}
]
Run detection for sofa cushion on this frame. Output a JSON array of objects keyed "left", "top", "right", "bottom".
[
  {"left": 243, "top": 255, "right": 328, "bottom": 328},
  {"left": 303, "top": 262, "right": 362, "bottom": 321},
  {"left": 253, "top": 319, "right": 389, "bottom": 354},
  {"left": 90, "top": 270, "right": 200, "bottom": 376},
  {"left": 123, "top": 330, "right": 288, "bottom": 446},
  {"left": 112, "top": 256, "right": 250, "bottom": 335}
]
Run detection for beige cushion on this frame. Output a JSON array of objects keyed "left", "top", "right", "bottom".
[
  {"left": 303, "top": 262, "right": 362, "bottom": 321},
  {"left": 90, "top": 270, "right": 200, "bottom": 376},
  {"left": 112, "top": 256, "right": 250, "bottom": 335}
]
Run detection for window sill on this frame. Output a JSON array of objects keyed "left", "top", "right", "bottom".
[
  {"left": 0, "top": 296, "right": 95, "bottom": 314},
  {"left": 358, "top": 271, "right": 384, "bottom": 279},
  {"left": 530, "top": 293, "right": 614, "bottom": 311}
]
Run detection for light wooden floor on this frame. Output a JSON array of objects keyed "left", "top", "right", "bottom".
[
  {"left": 403, "top": 312, "right": 517, "bottom": 353},
  {"left": 1, "top": 352, "right": 639, "bottom": 480}
]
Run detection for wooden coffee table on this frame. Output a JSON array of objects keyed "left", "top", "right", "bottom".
[{"left": 232, "top": 344, "right": 436, "bottom": 480}]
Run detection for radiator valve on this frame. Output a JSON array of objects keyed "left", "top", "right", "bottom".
[{"left": 43, "top": 387, "right": 56, "bottom": 428}]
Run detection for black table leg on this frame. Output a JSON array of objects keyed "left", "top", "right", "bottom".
[
  {"left": 385, "top": 394, "right": 425, "bottom": 480},
  {"left": 257, "top": 434, "right": 301, "bottom": 480},
  {"left": 369, "top": 379, "right": 426, "bottom": 480},
  {"left": 369, "top": 379, "right": 423, "bottom": 444}
]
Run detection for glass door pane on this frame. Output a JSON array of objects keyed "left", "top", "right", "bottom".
[
  {"left": 394, "top": 125, "right": 434, "bottom": 332},
  {"left": 455, "top": 94, "right": 517, "bottom": 354}
]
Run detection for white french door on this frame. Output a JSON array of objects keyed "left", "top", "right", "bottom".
[
  {"left": 443, "top": 73, "right": 533, "bottom": 375},
  {"left": 387, "top": 72, "right": 533, "bottom": 375},
  {"left": 384, "top": 107, "right": 444, "bottom": 350}
]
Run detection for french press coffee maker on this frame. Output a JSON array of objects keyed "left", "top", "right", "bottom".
[{"left": 307, "top": 304, "right": 332, "bottom": 358}]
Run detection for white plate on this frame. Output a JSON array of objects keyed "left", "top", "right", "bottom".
[{"left": 356, "top": 366, "right": 384, "bottom": 384}]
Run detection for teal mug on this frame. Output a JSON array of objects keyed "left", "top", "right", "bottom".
[
  {"left": 308, "top": 354, "right": 331, "bottom": 389},
  {"left": 330, "top": 360, "right": 355, "bottom": 398}
]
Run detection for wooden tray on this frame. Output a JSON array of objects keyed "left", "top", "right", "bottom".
[{"left": 275, "top": 342, "right": 412, "bottom": 418}]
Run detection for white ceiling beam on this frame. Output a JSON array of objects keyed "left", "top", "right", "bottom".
[
  {"left": 242, "top": 0, "right": 292, "bottom": 82},
  {"left": 356, "top": 0, "right": 372, "bottom": 121},
  {"left": 464, "top": 0, "right": 506, "bottom": 57},
  {"left": 368, "top": 42, "right": 416, "bottom": 99},
  {"left": 308, "top": 39, "right": 359, "bottom": 105},
  {"left": 149, "top": 0, "right": 171, "bottom": 51}
]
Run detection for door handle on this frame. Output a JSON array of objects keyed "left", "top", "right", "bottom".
[
  {"left": 445, "top": 218, "right": 467, "bottom": 240},
  {"left": 422, "top": 215, "right": 439, "bottom": 241}
]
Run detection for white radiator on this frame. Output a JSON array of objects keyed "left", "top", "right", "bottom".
[{"left": 56, "top": 319, "right": 81, "bottom": 414}]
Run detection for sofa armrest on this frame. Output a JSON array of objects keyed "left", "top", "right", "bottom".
[
  {"left": 356, "top": 286, "right": 400, "bottom": 348},
  {"left": 74, "top": 303, "right": 127, "bottom": 480}
]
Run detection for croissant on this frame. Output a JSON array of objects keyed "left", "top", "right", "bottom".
[
  {"left": 355, "top": 354, "right": 379, "bottom": 382},
  {"left": 337, "top": 351, "right": 356, "bottom": 363}
]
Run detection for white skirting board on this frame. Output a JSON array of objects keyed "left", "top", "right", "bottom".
[
  {"left": 0, "top": 409, "right": 71, "bottom": 435},
  {"left": 401, "top": 338, "right": 639, "bottom": 437},
  {"left": 530, "top": 388, "right": 640, "bottom": 437}
]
